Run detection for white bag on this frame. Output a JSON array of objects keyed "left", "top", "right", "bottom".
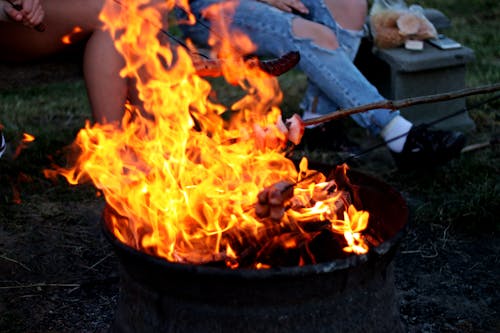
[{"left": 369, "top": 0, "right": 438, "bottom": 48}]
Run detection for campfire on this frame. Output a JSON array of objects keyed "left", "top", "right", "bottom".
[
  {"left": 48, "top": 0, "right": 378, "bottom": 269},
  {"left": 44, "top": 2, "right": 410, "bottom": 331},
  {"left": 103, "top": 167, "right": 408, "bottom": 333}
]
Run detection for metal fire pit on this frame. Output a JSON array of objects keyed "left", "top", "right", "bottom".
[{"left": 103, "top": 168, "right": 408, "bottom": 333}]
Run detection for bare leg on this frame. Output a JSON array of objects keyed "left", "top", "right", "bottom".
[
  {"left": 0, "top": 0, "right": 128, "bottom": 124},
  {"left": 0, "top": 0, "right": 103, "bottom": 61},
  {"left": 325, "top": 0, "right": 367, "bottom": 31},
  {"left": 289, "top": 0, "right": 367, "bottom": 50},
  {"left": 83, "top": 29, "right": 127, "bottom": 123}
]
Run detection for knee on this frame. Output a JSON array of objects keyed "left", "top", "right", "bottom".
[
  {"left": 292, "top": 18, "right": 339, "bottom": 50},
  {"left": 325, "top": 0, "right": 367, "bottom": 31},
  {"left": 350, "top": 0, "right": 368, "bottom": 28}
]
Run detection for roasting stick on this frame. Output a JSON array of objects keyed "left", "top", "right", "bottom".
[
  {"left": 5, "top": 0, "right": 46, "bottom": 32},
  {"left": 303, "top": 83, "right": 500, "bottom": 127},
  {"left": 265, "top": 85, "right": 500, "bottom": 205}
]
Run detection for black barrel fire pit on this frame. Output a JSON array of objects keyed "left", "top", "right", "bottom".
[{"left": 102, "top": 168, "right": 408, "bottom": 333}]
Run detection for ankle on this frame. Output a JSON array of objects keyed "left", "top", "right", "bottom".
[{"left": 380, "top": 116, "right": 413, "bottom": 153}]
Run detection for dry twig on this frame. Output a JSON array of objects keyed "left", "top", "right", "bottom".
[
  {"left": 86, "top": 253, "right": 114, "bottom": 271},
  {"left": 0, "top": 253, "right": 32, "bottom": 272},
  {"left": 0, "top": 283, "right": 80, "bottom": 290},
  {"left": 461, "top": 137, "right": 499, "bottom": 153}
]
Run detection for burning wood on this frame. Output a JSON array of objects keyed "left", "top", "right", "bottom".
[
  {"left": 51, "top": 1, "right": 373, "bottom": 269},
  {"left": 255, "top": 180, "right": 294, "bottom": 220},
  {"left": 238, "top": 161, "right": 368, "bottom": 267},
  {"left": 103, "top": 168, "right": 409, "bottom": 333}
]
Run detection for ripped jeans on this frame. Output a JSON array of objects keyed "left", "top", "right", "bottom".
[{"left": 177, "top": 0, "right": 399, "bottom": 135}]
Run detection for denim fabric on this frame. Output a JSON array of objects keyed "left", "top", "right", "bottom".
[
  {"left": 177, "top": 0, "right": 399, "bottom": 135},
  {"left": 0, "top": 131, "right": 6, "bottom": 158}
]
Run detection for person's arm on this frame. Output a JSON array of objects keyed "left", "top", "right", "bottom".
[
  {"left": 258, "top": 0, "right": 309, "bottom": 14},
  {"left": 0, "top": 0, "right": 44, "bottom": 28}
]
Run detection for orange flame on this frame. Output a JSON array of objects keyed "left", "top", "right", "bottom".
[
  {"left": 13, "top": 132, "right": 35, "bottom": 159},
  {"left": 52, "top": 0, "right": 369, "bottom": 267},
  {"left": 61, "top": 26, "right": 84, "bottom": 45},
  {"left": 22, "top": 133, "right": 35, "bottom": 143}
]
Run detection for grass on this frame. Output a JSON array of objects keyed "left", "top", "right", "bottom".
[
  {"left": 418, "top": 0, "right": 500, "bottom": 87},
  {"left": 393, "top": 0, "right": 500, "bottom": 232},
  {"left": 0, "top": 0, "right": 499, "bottom": 235}
]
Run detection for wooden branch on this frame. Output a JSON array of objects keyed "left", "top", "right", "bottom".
[
  {"left": 303, "top": 83, "right": 500, "bottom": 127},
  {"left": 0, "top": 283, "right": 80, "bottom": 290},
  {"left": 461, "top": 142, "right": 491, "bottom": 153},
  {"left": 461, "top": 137, "right": 499, "bottom": 153},
  {"left": 0, "top": 253, "right": 32, "bottom": 272}
]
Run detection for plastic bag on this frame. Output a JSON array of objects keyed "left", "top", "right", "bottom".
[{"left": 369, "top": 0, "right": 438, "bottom": 49}]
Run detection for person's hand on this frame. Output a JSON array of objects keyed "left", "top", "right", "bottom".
[
  {"left": 1, "top": 0, "right": 45, "bottom": 29},
  {"left": 259, "top": 0, "right": 309, "bottom": 15}
]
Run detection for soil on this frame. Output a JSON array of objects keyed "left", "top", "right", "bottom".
[
  {"left": 1, "top": 168, "right": 498, "bottom": 333},
  {"left": 0, "top": 60, "right": 499, "bottom": 333}
]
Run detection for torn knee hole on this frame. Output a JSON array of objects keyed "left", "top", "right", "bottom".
[{"left": 292, "top": 18, "right": 339, "bottom": 50}]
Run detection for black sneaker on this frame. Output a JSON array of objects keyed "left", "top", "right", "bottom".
[{"left": 391, "top": 124, "right": 466, "bottom": 170}]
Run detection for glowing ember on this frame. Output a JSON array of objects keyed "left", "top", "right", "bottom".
[
  {"left": 61, "top": 26, "right": 84, "bottom": 45},
  {"left": 21, "top": 133, "right": 35, "bottom": 142},
  {"left": 50, "top": 1, "right": 370, "bottom": 268}
]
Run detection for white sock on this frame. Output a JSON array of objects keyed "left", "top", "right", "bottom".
[{"left": 380, "top": 116, "right": 413, "bottom": 153}]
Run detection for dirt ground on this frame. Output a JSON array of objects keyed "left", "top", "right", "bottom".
[
  {"left": 1, "top": 59, "right": 499, "bottom": 333},
  {"left": 0, "top": 173, "right": 498, "bottom": 333}
]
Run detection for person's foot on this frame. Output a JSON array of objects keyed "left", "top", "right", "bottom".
[
  {"left": 391, "top": 124, "right": 466, "bottom": 170},
  {"left": 0, "top": 131, "right": 6, "bottom": 158}
]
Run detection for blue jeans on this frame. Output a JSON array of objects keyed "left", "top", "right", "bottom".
[
  {"left": 0, "top": 130, "right": 5, "bottom": 158},
  {"left": 177, "top": 0, "right": 399, "bottom": 135}
]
